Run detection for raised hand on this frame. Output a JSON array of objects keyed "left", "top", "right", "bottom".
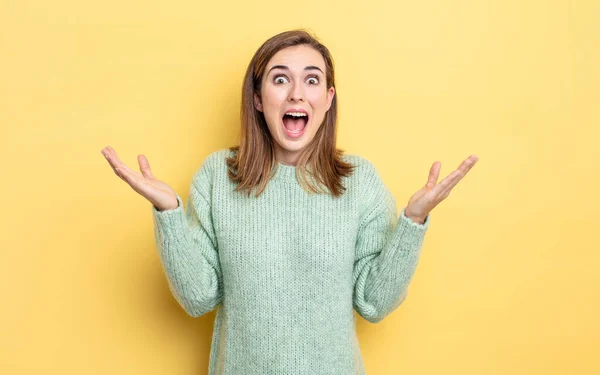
[
  {"left": 404, "top": 155, "right": 479, "bottom": 224},
  {"left": 100, "top": 146, "right": 179, "bottom": 211}
]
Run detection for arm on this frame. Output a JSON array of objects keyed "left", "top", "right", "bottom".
[
  {"left": 151, "top": 157, "right": 223, "bottom": 317},
  {"left": 353, "top": 161, "right": 430, "bottom": 323}
]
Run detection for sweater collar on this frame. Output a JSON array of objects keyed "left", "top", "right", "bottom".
[{"left": 270, "top": 161, "right": 298, "bottom": 183}]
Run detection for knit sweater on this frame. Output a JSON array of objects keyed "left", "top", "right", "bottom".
[{"left": 151, "top": 148, "right": 431, "bottom": 375}]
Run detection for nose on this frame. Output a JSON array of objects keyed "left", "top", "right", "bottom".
[{"left": 287, "top": 81, "right": 305, "bottom": 102}]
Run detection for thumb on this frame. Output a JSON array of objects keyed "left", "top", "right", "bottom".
[{"left": 137, "top": 155, "right": 155, "bottom": 179}]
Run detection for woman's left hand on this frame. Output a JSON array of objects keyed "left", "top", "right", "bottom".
[{"left": 404, "top": 155, "right": 480, "bottom": 224}]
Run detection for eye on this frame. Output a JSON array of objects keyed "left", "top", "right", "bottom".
[
  {"left": 307, "top": 76, "right": 319, "bottom": 85},
  {"left": 273, "top": 75, "right": 289, "bottom": 84}
]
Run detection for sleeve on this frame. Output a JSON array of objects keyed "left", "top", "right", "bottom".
[
  {"left": 151, "top": 155, "right": 223, "bottom": 318},
  {"left": 352, "top": 160, "right": 430, "bottom": 323}
]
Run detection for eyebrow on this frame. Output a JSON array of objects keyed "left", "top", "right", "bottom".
[{"left": 267, "top": 65, "right": 324, "bottom": 75}]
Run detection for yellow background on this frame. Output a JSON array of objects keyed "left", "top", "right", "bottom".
[{"left": 1, "top": 0, "right": 598, "bottom": 373}]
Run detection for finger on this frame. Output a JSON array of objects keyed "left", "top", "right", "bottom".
[
  {"left": 115, "top": 165, "right": 145, "bottom": 193},
  {"left": 426, "top": 161, "right": 441, "bottom": 188},
  {"left": 432, "top": 169, "right": 462, "bottom": 197},
  {"left": 102, "top": 148, "right": 126, "bottom": 180},
  {"left": 101, "top": 147, "right": 120, "bottom": 175},
  {"left": 457, "top": 155, "right": 479, "bottom": 175},
  {"left": 437, "top": 156, "right": 479, "bottom": 197},
  {"left": 433, "top": 155, "right": 478, "bottom": 195},
  {"left": 102, "top": 146, "right": 143, "bottom": 181},
  {"left": 443, "top": 155, "right": 478, "bottom": 190},
  {"left": 138, "top": 155, "right": 155, "bottom": 179},
  {"left": 437, "top": 170, "right": 464, "bottom": 198},
  {"left": 101, "top": 146, "right": 118, "bottom": 168},
  {"left": 104, "top": 146, "right": 126, "bottom": 168}
]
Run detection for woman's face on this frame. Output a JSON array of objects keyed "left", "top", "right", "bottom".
[{"left": 254, "top": 44, "right": 335, "bottom": 166}]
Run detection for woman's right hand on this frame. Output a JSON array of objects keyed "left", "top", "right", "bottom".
[{"left": 100, "top": 146, "right": 179, "bottom": 211}]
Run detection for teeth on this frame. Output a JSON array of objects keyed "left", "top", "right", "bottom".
[{"left": 285, "top": 112, "right": 307, "bottom": 117}]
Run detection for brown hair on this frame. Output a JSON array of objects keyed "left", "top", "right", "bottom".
[{"left": 226, "top": 29, "right": 355, "bottom": 198}]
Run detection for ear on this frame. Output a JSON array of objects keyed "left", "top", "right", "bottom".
[
  {"left": 254, "top": 92, "right": 263, "bottom": 112},
  {"left": 326, "top": 86, "right": 335, "bottom": 112}
]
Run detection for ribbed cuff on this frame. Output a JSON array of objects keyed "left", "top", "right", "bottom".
[
  {"left": 399, "top": 207, "right": 430, "bottom": 230},
  {"left": 151, "top": 195, "right": 186, "bottom": 239},
  {"left": 367, "top": 208, "right": 430, "bottom": 295}
]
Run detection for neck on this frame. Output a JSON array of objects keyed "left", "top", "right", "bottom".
[
  {"left": 274, "top": 148, "right": 301, "bottom": 166},
  {"left": 278, "top": 160, "right": 296, "bottom": 166}
]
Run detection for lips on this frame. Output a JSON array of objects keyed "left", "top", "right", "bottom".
[
  {"left": 281, "top": 108, "right": 309, "bottom": 122},
  {"left": 283, "top": 108, "right": 309, "bottom": 116},
  {"left": 281, "top": 110, "right": 309, "bottom": 139},
  {"left": 282, "top": 114, "right": 308, "bottom": 127}
]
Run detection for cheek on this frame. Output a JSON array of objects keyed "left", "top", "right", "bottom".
[
  {"left": 307, "top": 90, "right": 329, "bottom": 108},
  {"left": 262, "top": 86, "right": 287, "bottom": 107}
]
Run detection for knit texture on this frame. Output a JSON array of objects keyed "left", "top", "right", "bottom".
[{"left": 151, "top": 148, "right": 431, "bottom": 375}]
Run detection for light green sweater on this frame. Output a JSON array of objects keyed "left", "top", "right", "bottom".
[{"left": 151, "top": 148, "right": 430, "bottom": 375}]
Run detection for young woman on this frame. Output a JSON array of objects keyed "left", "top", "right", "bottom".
[{"left": 101, "top": 29, "right": 478, "bottom": 375}]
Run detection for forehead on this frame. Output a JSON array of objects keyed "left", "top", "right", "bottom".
[{"left": 266, "top": 45, "right": 326, "bottom": 72}]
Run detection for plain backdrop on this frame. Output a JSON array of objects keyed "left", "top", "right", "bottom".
[{"left": 0, "top": 0, "right": 598, "bottom": 374}]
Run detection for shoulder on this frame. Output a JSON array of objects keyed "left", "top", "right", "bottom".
[
  {"left": 341, "top": 153, "right": 383, "bottom": 186},
  {"left": 205, "top": 148, "right": 234, "bottom": 168},
  {"left": 190, "top": 148, "right": 232, "bottom": 189},
  {"left": 193, "top": 148, "right": 233, "bottom": 174},
  {"left": 343, "top": 153, "right": 396, "bottom": 214}
]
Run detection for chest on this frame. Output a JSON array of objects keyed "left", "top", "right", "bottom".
[{"left": 211, "top": 183, "right": 360, "bottom": 277}]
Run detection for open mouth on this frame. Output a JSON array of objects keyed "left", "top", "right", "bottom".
[{"left": 282, "top": 113, "right": 309, "bottom": 137}]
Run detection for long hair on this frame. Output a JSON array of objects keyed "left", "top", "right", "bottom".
[{"left": 226, "top": 29, "right": 355, "bottom": 198}]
